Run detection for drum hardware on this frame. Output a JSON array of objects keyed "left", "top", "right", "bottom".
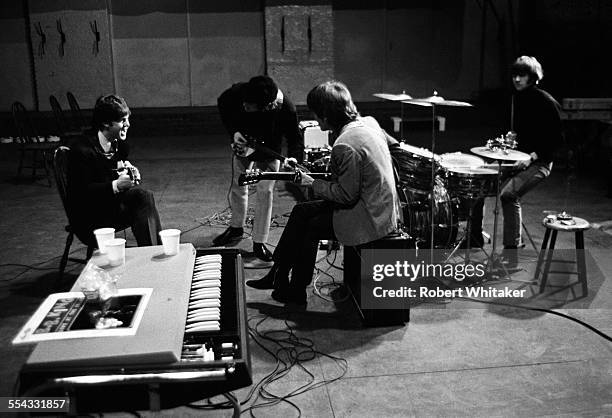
[
  {"left": 471, "top": 144, "right": 532, "bottom": 280},
  {"left": 402, "top": 92, "right": 473, "bottom": 262},
  {"left": 303, "top": 146, "right": 331, "bottom": 173},
  {"left": 486, "top": 131, "right": 517, "bottom": 153},
  {"left": 373, "top": 91, "right": 413, "bottom": 140},
  {"left": 398, "top": 176, "right": 458, "bottom": 250}
]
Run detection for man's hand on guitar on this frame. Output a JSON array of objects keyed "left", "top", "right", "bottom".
[
  {"left": 298, "top": 171, "right": 315, "bottom": 186},
  {"left": 116, "top": 173, "right": 134, "bottom": 191},
  {"left": 231, "top": 132, "right": 248, "bottom": 157},
  {"left": 231, "top": 132, "right": 256, "bottom": 158},
  {"left": 282, "top": 157, "right": 298, "bottom": 170}
]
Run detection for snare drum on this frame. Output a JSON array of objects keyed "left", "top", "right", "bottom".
[
  {"left": 390, "top": 143, "right": 440, "bottom": 192},
  {"left": 439, "top": 152, "right": 484, "bottom": 171},
  {"left": 445, "top": 166, "right": 498, "bottom": 198}
]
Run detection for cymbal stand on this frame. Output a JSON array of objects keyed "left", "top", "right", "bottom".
[
  {"left": 428, "top": 104, "right": 437, "bottom": 264},
  {"left": 485, "top": 160, "right": 541, "bottom": 282},
  {"left": 445, "top": 193, "right": 480, "bottom": 264},
  {"left": 486, "top": 160, "right": 509, "bottom": 277}
]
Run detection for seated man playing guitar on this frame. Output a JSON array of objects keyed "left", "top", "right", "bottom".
[
  {"left": 67, "top": 94, "right": 162, "bottom": 248},
  {"left": 214, "top": 75, "right": 303, "bottom": 262},
  {"left": 246, "top": 81, "right": 400, "bottom": 306}
]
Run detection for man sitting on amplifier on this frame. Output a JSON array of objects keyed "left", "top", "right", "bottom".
[
  {"left": 213, "top": 75, "right": 304, "bottom": 262},
  {"left": 246, "top": 80, "right": 400, "bottom": 306},
  {"left": 67, "top": 94, "right": 162, "bottom": 248}
]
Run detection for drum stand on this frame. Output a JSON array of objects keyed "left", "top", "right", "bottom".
[
  {"left": 482, "top": 161, "right": 536, "bottom": 282},
  {"left": 445, "top": 193, "right": 482, "bottom": 264},
  {"left": 444, "top": 161, "right": 512, "bottom": 280}
]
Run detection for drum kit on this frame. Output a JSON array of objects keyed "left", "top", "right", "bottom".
[{"left": 376, "top": 91, "right": 532, "bottom": 269}]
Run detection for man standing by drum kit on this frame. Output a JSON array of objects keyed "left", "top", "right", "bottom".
[{"left": 466, "top": 56, "right": 563, "bottom": 265}]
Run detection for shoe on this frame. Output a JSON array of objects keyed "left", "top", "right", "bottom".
[
  {"left": 246, "top": 264, "right": 289, "bottom": 290},
  {"left": 271, "top": 286, "right": 307, "bottom": 307},
  {"left": 253, "top": 242, "right": 273, "bottom": 262},
  {"left": 212, "top": 227, "right": 243, "bottom": 246}
]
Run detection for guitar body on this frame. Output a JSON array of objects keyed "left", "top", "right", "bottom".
[{"left": 233, "top": 136, "right": 282, "bottom": 162}]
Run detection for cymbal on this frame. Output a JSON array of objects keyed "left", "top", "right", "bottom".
[
  {"left": 470, "top": 146, "right": 531, "bottom": 162},
  {"left": 402, "top": 96, "right": 473, "bottom": 107},
  {"left": 373, "top": 93, "right": 413, "bottom": 101}
]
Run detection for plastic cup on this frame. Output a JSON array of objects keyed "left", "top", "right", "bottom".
[
  {"left": 93, "top": 228, "right": 115, "bottom": 254},
  {"left": 159, "top": 229, "right": 181, "bottom": 256},
  {"left": 105, "top": 238, "right": 126, "bottom": 266}
]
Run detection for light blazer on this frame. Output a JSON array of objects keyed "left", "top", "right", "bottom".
[{"left": 312, "top": 116, "right": 399, "bottom": 246}]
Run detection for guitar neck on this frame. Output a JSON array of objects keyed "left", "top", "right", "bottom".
[
  {"left": 255, "top": 172, "right": 330, "bottom": 181},
  {"left": 238, "top": 171, "right": 331, "bottom": 186}
]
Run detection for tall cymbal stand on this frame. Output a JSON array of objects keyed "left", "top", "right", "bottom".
[
  {"left": 402, "top": 94, "right": 473, "bottom": 263},
  {"left": 470, "top": 144, "right": 533, "bottom": 282}
]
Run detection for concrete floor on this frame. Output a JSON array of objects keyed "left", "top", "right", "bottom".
[{"left": 1, "top": 121, "right": 611, "bottom": 417}]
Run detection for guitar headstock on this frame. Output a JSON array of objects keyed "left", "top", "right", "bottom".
[{"left": 238, "top": 169, "right": 262, "bottom": 186}]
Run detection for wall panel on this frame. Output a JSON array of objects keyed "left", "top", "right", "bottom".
[
  {"left": 0, "top": 3, "right": 35, "bottom": 110},
  {"left": 110, "top": 3, "right": 190, "bottom": 107},
  {"left": 28, "top": 0, "right": 113, "bottom": 111},
  {"left": 189, "top": 12, "right": 265, "bottom": 106}
]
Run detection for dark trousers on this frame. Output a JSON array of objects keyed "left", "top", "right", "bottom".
[
  {"left": 468, "top": 162, "right": 551, "bottom": 247},
  {"left": 75, "top": 187, "right": 162, "bottom": 248},
  {"left": 273, "top": 200, "right": 336, "bottom": 290}
]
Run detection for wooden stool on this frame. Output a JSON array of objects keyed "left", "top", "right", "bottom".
[{"left": 534, "top": 216, "right": 590, "bottom": 295}]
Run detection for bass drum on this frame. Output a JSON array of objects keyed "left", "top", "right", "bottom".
[{"left": 399, "top": 176, "right": 459, "bottom": 249}]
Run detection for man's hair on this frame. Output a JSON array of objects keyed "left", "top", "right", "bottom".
[
  {"left": 511, "top": 56, "right": 544, "bottom": 83},
  {"left": 306, "top": 81, "right": 359, "bottom": 131},
  {"left": 244, "top": 75, "right": 279, "bottom": 108},
  {"left": 92, "top": 94, "right": 130, "bottom": 130}
]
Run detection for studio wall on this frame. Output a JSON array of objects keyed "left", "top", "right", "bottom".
[
  {"left": 0, "top": 3, "right": 35, "bottom": 110},
  {"left": 1, "top": 0, "right": 550, "bottom": 111},
  {"left": 28, "top": 0, "right": 114, "bottom": 112}
]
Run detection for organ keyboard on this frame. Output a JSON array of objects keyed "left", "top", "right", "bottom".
[{"left": 17, "top": 245, "right": 252, "bottom": 414}]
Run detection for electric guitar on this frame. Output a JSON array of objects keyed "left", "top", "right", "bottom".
[
  {"left": 238, "top": 169, "right": 331, "bottom": 186},
  {"left": 232, "top": 134, "right": 296, "bottom": 164},
  {"left": 114, "top": 162, "right": 141, "bottom": 185}
]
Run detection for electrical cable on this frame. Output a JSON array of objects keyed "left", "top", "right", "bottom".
[
  {"left": 186, "top": 314, "right": 348, "bottom": 416},
  {"left": 427, "top": 275, "right": 612, "bottom": 342}
]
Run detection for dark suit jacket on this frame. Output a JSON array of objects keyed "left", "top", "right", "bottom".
[{"left": 66, "top": 134, "right": 129, "bottom": 238}]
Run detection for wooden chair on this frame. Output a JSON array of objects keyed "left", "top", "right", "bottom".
[
  {"left": 53, "top": 146, "right": 129, "bottom": 280},
  {"left": 49, "top": 95, "right": 82, "bottom": 139},
  {"left": 53, "top": 146, "right": 94, "bottom": 279},
  {"left": 66, "top": 91, "right": 91, "bottom": 132},
  {"left": 11, "top": 101, "right": 57, "bottom": 186}
]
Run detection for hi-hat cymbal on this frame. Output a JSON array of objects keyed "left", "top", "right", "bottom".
[
  {"left": 471, "top": 146, "right": 530, "bottom": 162},
  {"left": 402, "top": 95, "right": 473, "bottom": 107},
  {"left": 373, "top": 93, "right": 413, "bottom": 101}
]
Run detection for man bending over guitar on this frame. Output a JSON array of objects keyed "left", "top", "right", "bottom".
[
  {"left": 246, "top": 81, "right": 399, "bottom": 307},
  {"left": 67, "top": 95, "right": 162, "bottom": 248},
  {"left": 214, "top": 75, "right": 303, "bottom": 262}
]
